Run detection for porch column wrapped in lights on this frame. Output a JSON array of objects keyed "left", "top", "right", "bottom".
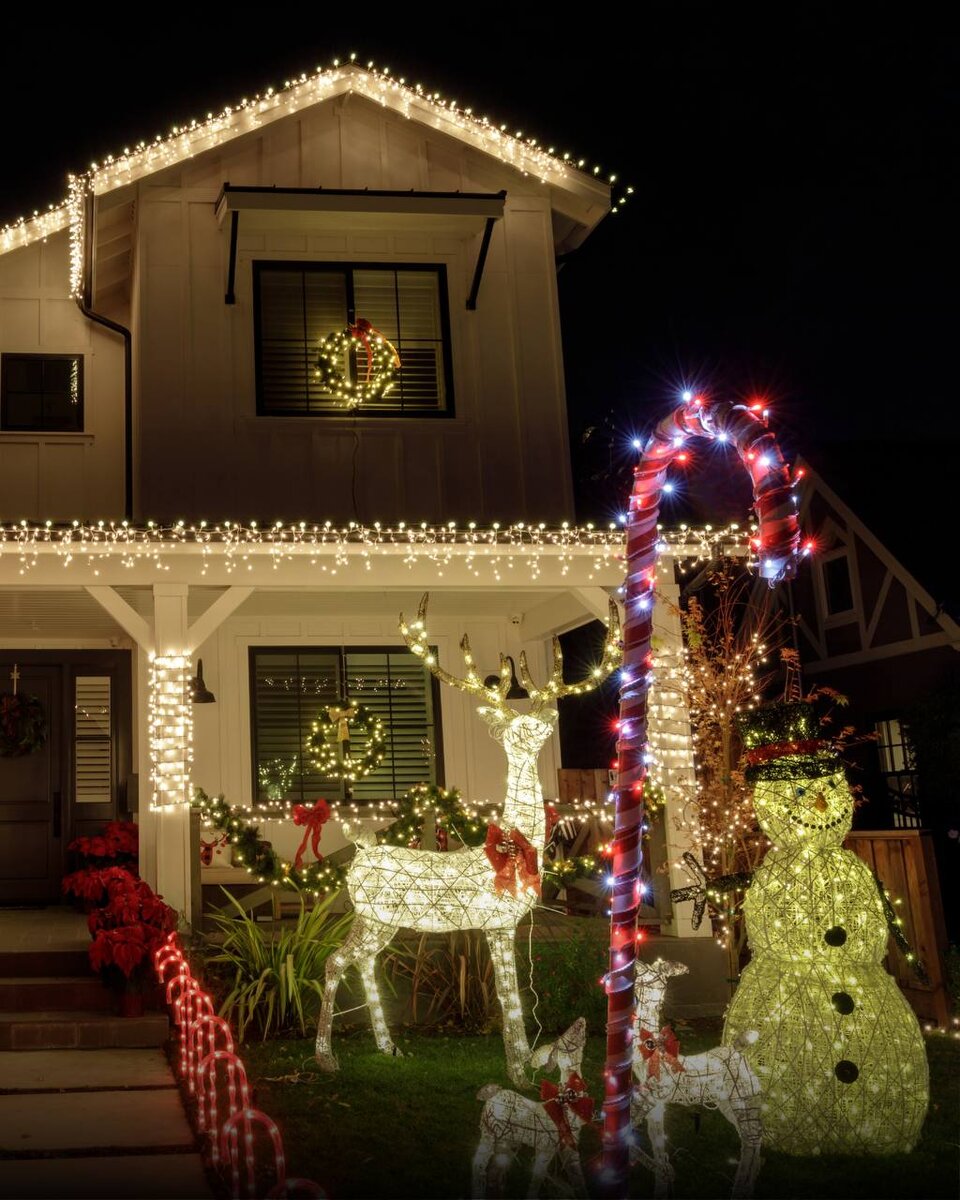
[
  {"left": 602, "top": 395, "right": 802, "bottom": 1194},
  {"left": 149, "top": 653, "right": 193, "bottom": 808}
]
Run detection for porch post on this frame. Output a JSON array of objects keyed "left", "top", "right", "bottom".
[
  {"left": 151, "top": 584, "right": 194, "bottom": 924},
  {"left": 650, "top": 568, "right": 710, "bottom": 938}
]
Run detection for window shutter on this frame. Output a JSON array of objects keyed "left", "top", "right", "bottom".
[{"left": 75, "top": 676, "right": 112, "bottom": 804}]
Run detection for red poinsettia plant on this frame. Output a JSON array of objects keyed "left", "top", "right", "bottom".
[
  {"left": 87, "top": 870, "right": 177, "bottom": 987},
  {"left": 62, "top": 821, "right": 139, "bottom": 907}
]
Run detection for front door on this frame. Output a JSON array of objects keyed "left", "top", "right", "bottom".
[{"left": 0, "top": 664, "right": 64, "bottom": 903}]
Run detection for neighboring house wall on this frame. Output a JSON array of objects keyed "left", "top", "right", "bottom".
[
  {"left": 0, "top": 231, "right": 125, "bottom": 519},
  {"left": 133, "top": 95, "right": 573, "bottom": 524}
]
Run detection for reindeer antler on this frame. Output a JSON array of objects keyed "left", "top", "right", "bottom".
[
  {"left": 518, "top": 597, "right": 622, "bottom": 712},
  {"left": 399, "top": 593, "right": 515, "bottom": 709}
]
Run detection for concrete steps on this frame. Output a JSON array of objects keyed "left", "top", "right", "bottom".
[
  {"left": 0, "top": 1010, "right": 169, "bottom": 1051},
  {"left": 0, "top": 976, "right": 117, "bottom": 1013}
]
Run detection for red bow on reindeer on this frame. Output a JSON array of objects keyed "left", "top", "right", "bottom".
[
  {"left": 540, "top": 1074, "right": 594, "bottom": 1148},
  {"left": 638, "top": 1026, "right": 684, "bottom": 1080},
  {"left": 292, "top": 799, "right": 331, "bottom": 870},
  {"left": 348, "top": 317, "right": 401, "bottom": 383},
  {"left": 484, "top": 824, "right": 540, "bottom": 898}
]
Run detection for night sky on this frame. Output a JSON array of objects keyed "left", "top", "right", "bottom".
[{"left": 3, "top": 15, "right": 956, "bottom": 609}]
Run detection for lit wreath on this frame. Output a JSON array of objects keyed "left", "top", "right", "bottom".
[
  {"left": 315, "top": 317, "right": 401, "bottom": 408},
  {"left": 307, "top": 701, "right": 387, "bottom": 783},
  {"left": 0, "top": 692, "right": 48, "bottom": 757}
]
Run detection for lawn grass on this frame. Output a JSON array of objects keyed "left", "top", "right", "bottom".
[{"left": 240, "top": 1021, "right": 959, "bottom": 1199}]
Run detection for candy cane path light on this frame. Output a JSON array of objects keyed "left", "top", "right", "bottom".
[
  {"left": 220, "top": 1108, "right": 286, "bottom": 1199},
  {"left": 603, "top": 396, "right": 801, "bottom": 1194},
  {"left": 315, "top": 593, "right": 620, "bottom": 1087}
]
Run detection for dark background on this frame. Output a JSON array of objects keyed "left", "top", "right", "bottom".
[{"left": 2, "top": 12, "right": 956, "bottom": 617}]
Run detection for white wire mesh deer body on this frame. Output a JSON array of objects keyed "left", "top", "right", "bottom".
[
  {"left": 315, "top": 594, "right": 620, "bottom": 1086},
  {"left": 630, "top": 959, "right": 762, "bottom": 1198},
  {"left": 473, "top": 1017, "right": 592, "bottom": 1199}
]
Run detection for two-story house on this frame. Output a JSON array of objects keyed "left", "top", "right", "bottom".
[{"left": 0, "top": 62, "right": 725, "bottom": 1002}]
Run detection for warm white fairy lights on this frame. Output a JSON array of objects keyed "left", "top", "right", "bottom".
[
  {"left": 149, "top": 653, "right": 193, "bottom": 808},
  {"left": 631, "top": 959, "right": 762, "bottom": 1197},
  {"left": 2, "top": 58, "right": 631, "bottom": 262},
  {"left": 473, "top": 1018, "right": 592, "bottom": 1197},
  {"left": 723, "top": 704, "right": 929, "bottom": 1155},
  {"left": 314, "top": 597, "right": 620, "bottom": 1087}
]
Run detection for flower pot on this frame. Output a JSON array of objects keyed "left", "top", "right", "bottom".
[{"left": 118, "top": 989, "right": 146, "bottom": 1019}]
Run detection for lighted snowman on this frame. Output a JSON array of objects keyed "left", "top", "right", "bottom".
[{"left": 722, "top": 702, "right": 928, "bottom": 1156}]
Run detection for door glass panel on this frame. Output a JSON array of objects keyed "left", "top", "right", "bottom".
[{"left": 75, "top": 675, "right": 112, "bottom": 804}]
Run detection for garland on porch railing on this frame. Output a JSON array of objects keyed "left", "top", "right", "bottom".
[
  {"left": 193, "top": 783, "right": 491, "bottom": 895},
  {"left": 193, "top": 785, "right": 615, "bottom": 896}
]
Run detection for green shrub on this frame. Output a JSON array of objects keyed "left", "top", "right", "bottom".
[
  {"left": 525, "top": 930, "right": 608, "bottom": 1035},
  {"left": 382, "top": 929, "right": 496, "bottom": 1030},
  {"left": 203, "top": 890, "right": 352, "bottom": 1041}
]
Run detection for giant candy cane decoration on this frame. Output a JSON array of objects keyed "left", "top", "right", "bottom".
[{"left": 602, "top": 396, "right": 802, "bottom": 1191}]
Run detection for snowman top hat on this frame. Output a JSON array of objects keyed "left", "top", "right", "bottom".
[{"left": 737, "top": 701, "right": 841, "bottom": 782}]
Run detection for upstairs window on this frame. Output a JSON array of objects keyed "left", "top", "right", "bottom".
[
  {"left": 250, "top": 646, "right": 442, "bottom": 806},
  {"left": 1, "top": 354, "right": 83, "bottom": 432},
  {"left": 821, "top": 552, "right": 854, "bottom": 615},
  {"left": 875, "top": 717, "right": 920, "bottom": 827},
  {"left": 253, "top": 263, "right": 453, "bottom": 416}
]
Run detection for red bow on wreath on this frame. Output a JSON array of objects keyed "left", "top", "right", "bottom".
[
  {"left": 292, "top": 799, "right": 331, "bottom": 870},
  {"left": 540, "top": 1074, "right": 594, "bottom": 1147},
  {"left": 638, "top": 1026, "right": 684, "bottom": 1080},
  {"left": 348, "top": 317, "right": 401, "bottom": 383},
  {"left": 484, "top": 824, "right": 540, "bottom": 897}
]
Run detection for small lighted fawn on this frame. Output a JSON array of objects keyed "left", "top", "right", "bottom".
[
  {"left": 315, "top": 593, "right": 620, "bottom": 1086},
  {"left": 631, "top": 959, "right": 762, "bottom": 1199},
  {"left": 473, "top": 1017, "right": 592, "bottom": 1199}
]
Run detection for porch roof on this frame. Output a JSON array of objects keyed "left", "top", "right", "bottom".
[{"left": 0, "top": 522, "right": 749, "bottom": 589}]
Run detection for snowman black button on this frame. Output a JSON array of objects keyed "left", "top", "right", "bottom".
[
  {"left": 835, "top": 1060, "right": 859, "bottom": 1084},
  {"left": 824, "top": 925, "right": 847, "bottom": 946},
  {"left": 832, "top": 991, "right": 855, "bottom": 1015}
]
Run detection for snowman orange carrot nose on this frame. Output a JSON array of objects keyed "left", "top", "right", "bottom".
[{"left": 814, "top": 793, "right": 829, "bottom": 812}]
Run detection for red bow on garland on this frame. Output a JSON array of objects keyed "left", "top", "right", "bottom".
[
  {"left": 348, "top": 317, "right": 401, "bottom": 383},
  {"left": 292, "top": 799, "right": 331, "bottom": 870},
  {"left": 484, "top": 824, "right": 540, "bottom": 897},
  {"left": 638, "top": 1026, "right": 684, "bottom": 1080},
  {"left": 540, "top": 1074, "right": 594, "bottom": 1147}
]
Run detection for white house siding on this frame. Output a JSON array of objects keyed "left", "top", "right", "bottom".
[
  {"left": 0, "top": 232, "right": 125, "bottom": 520},
  {"left": 191, "top": 602, "right": 561, "bottom": 864},
  {"left": 133, "top": 95, "right": 573, "bottom": 526}
]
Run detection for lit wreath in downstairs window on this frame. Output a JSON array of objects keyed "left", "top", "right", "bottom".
[
  {"left": 306, "top": 700, "right": 387, "bottom": 783},
  {"left": 315, "top": 318, "right": 401, "bottom": 408}
]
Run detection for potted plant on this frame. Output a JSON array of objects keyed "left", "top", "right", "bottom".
[
  {"left": 87, "top": 871, "right": 177, "bottom": 1016},
  {"left": 62, "top": 821, "right": 139, "bottom": 910}
]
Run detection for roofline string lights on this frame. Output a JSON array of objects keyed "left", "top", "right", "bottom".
[
  {"left": 2, "top": 56, "right": 634, "bottom": 261},
  {"left": 0, "top": 520, "right": 755, "bottom": 581},
  {"left": 601, "top": 394, "right": 803, "bottom": 1195}
]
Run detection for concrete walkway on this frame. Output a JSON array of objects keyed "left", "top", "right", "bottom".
[{"left": 0, "top": 909, "right": 213, "bottom": 1199}]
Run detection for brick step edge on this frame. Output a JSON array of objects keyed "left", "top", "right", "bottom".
[
  {"left": 0, "top": 1012, "right": 169, "bottom": 1051},
  {"left": 0, "top": 951, "right": 91, "bottom": 979},
  {"left": 0, "top": 978, "right": 116, "bottom": 1013}
]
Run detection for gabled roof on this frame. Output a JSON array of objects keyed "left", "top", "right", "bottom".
[{"left": 0, "top": 60, "right": 627, "bottom": 258}]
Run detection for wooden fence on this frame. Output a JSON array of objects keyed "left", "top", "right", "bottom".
[{"left": 844, "top": 829, "right": 951, "bottom": 1025}]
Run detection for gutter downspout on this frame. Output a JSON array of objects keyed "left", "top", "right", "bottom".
[{"left": 75, "top": 190, "right": 134, "bottom": 522}]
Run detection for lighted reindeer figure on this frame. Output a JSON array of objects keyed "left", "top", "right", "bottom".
[
  {"left": 630, "top": 959, "right": 762, "bottom": 1199},
  {"left": 472, "top": 1017, "right": 593, "bottom": 1199},
  {"left": 315, "top": 593, "right": 620, "bottom": 1086}
]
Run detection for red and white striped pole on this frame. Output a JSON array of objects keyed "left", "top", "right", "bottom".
[{"left": 601, "top": 395, "right": 802, "bottom": 1193}]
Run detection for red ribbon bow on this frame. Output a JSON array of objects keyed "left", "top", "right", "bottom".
[
  {"left": 638, "top": 1026, "right": 684, "bottom": 1080},
  {"left": 540, "top": 1074, "right": 594, "bottom": 1147},
  {"left": 292, "top": 799, "right": 331, "bottom": 870},
  {"left": 484, "top": 824, "right": 540, "bottom": 897},
  {"left": 348, "top": 317, "right": 401, "bottom": 383}
]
